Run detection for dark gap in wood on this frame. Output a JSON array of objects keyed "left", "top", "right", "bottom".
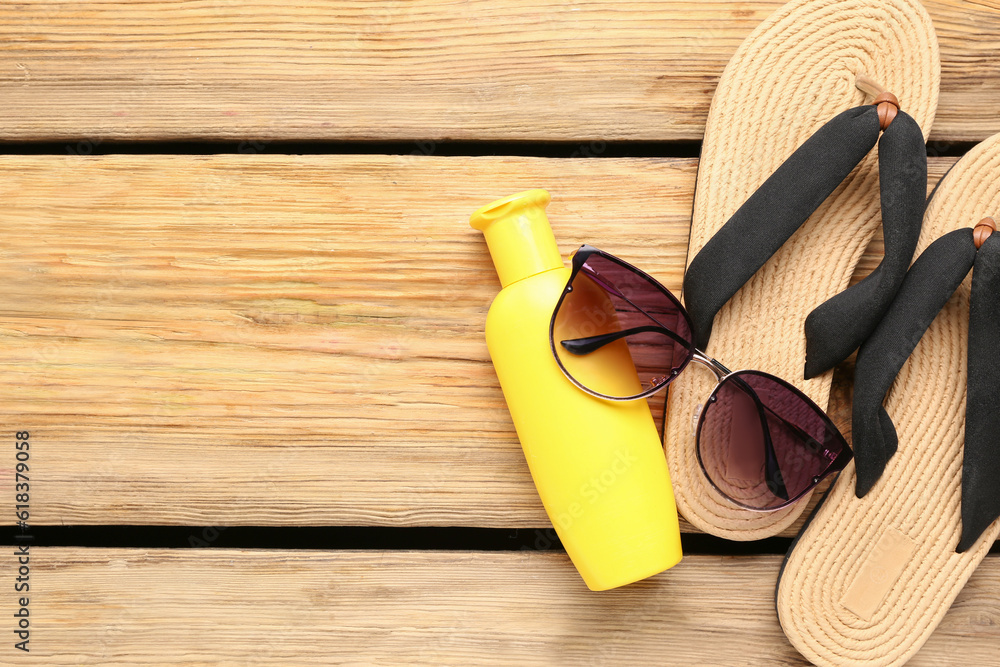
[
  {"left": 0, "top": 525, "right": 806, "bottom": 555},
  {"left": 4, "top": 526, "right": 995, "bottom": 554},
  {"left": 681, "top": 534, "right": 793, "bottom": 556},
  {"left": 0, "top": 140, "right": 978, "bottom": 159},
  {"left": 0, "top": 139, "right": 702, "bottom": 158},
  {"left": 2, "top": 526, "right": 564, "bottom": 551}
]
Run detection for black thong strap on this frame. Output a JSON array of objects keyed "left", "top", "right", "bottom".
[
  {"left": 852, "top": 227, "right": 1000, "bottom": 552},
  {"left": 682, "top": 104, "right": 926, "bottom": 379}
]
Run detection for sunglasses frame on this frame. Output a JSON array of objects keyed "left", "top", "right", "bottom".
[
  {"left": 549, "top": 244, "right": 853, "bottom": 511},
  {"left": 548, "top": 245, "right": 698, "bottom": 401},
  {"left": 695, "top": 369, "right": 853, "bottom": 512}
]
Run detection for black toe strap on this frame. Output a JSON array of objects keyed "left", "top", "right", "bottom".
[
  {"left": 852, "top": 229, "right": 975, "bottom": 497},
  {"left": 851, "top": 227, "right": 1000, "bottom": 552},
  {"left": 961, "top": 232, "right": 1000, "bottom": 551},
  {"left": 682, "top": 105, "right": 926, "bottom": 380},
  {"left": 804, "top": 112, "right": 927, "bottom": 378}
]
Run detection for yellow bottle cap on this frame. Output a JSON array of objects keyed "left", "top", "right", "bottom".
[{"left": 470, "top": 189, "right": 564, "bottom": 288}]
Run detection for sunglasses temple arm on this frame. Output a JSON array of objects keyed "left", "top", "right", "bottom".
[
  {"left": 756, "top": 394, "right": 845, "bottom": 469},
  {"left": 729, "top": 375, "right": 790, "bottom": 501},
  {"left": 726, "top": 375, "right": 822, "bottom": 449},
  {"left": 559, "top": 324, "right": 693, "bottom": 356},
  {"left": 561, "top": 321, "right": 813, "bottom": 499},
  {"left": 761, "top": 404, "right": 819, "bottom": 447},
  {"left": 758, "top": 393, "right": 848, "bottom": 492},
  {"left": 581, "top": 263, "right": 690, "bottom": 337},
  {"left": 756, "top": 396, "right": 791, "bottom": 502}
]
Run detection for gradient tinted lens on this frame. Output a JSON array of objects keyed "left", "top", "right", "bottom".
[
  {"left": 552, "top": 252, "right": 694, "bottom": 399},
  {"left": 696, "top": 371, "right": 847, "bottom": 510}
]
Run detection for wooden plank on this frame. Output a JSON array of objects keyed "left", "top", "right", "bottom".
[
  {"left": 0, "top": 548, "right": 995, "bottom": 664},
  {"left": 0, "top": 155, "right": 954, "bottom": 531},
  {"left": 0, "top": 1, "right": 996, "bottom": 143}
]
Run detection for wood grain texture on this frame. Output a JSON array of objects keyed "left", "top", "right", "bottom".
[
  {"left": 0, "top": 548, "right": 996, "bottom": 665},
  {"left": 0, "top": 155, "right": 954, "bottom": 532},
  {"left": 0, "top": 1, "right": 996, "bottom": 143}
]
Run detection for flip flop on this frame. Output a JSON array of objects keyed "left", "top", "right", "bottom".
[
  {"left": 664, "top": 0, "right": 940, "bottom": 540},
  {"left": 776, "top": 133, "right": 1000, "bottom": 666}
]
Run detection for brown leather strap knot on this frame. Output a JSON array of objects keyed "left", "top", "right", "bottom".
[
  {"left": 874, "top": 91, "right": 900, "bottom": 131},
  {"left": 974, "top": 217, "right": 997, "bottom": 249}
]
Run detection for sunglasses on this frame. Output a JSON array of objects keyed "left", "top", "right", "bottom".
[{"left": 548, "top": 245, "right": 852, "bottom": 511}]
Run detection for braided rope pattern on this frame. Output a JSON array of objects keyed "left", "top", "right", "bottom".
[
  {"left": 664, "top": 0, "right": 940, "bottom": 540},
  {"left": 776, "top": 133, "right": 1000, "bottom": 667}
]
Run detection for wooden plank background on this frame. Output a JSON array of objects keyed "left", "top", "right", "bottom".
[
  {"left": 0, "top": 0, "right": 996, "bottom": 143},
  {"left": 0, "top": 549, "right": 996, "bottom": 665},
  {"left": 2, "top": 1, "right": 999, "bottom": 665},
  {"left": 0, "top": 155, "right": 956, "bottom": 532}
]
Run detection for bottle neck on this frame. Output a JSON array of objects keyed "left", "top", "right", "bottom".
[{"left": 470, "top": 189, "right": 564, "bottom": 288}]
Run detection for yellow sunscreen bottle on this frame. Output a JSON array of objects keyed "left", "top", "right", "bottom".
[{"left": 470, "top": 189, "right": 682, "bottom": 591}]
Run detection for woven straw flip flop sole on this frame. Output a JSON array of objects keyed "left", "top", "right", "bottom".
[
  {"left": 776, "top": 134, "right": 1000, "bottom": 667},
  {"left": 664, "top": 0, "right": 939, "bottom": 540}
]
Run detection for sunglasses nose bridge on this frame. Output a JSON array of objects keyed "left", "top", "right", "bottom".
[{"left": 689, "top": 351, "right": 729, "bottom": 382}]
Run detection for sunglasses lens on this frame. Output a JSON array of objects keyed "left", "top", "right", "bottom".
[
  {"left": 552, "top": 252, "right": 694, "bottom": 399},
  {"left": 696, "top": 371, "right": 847, "bottom": 510}
]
